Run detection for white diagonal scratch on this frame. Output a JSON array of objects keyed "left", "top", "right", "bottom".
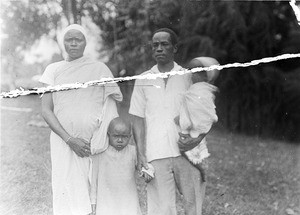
[
  {"left": 1, "top": 53, "right": 300, "bottom": 99},
  {"left": 290, "top": 0, "right": 300, "bottom": 25}
]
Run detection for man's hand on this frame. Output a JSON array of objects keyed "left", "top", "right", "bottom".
[
  {"left": 138, "top": 156, "right": 153, "bottom": 183},
  {"left": 140, "top": 163, "right": 155, "bottom": 183},
  {"left": 137, "top": 155, "right": 148, "bottom": 172},
  {"left": 177, "top": 133, "right": 205, "bottom": 152},
  {"left": 67, "top": 137, "right": 91, "bottom": 157},
  {"left": 141, "top": 171, "right": 154, "bottom": 183}
]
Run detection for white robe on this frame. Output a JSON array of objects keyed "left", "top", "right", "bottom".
[{"left": 91, "top": 145, "right": 142, "bottom": 215}]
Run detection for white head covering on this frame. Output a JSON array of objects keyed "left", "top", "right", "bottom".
[
  {"left": 195, "top": 57, "right": 220, "bottom": 84},
  {"left": 61, "top": 24, "right": 88, "bottom": 44},
  {"left": 59, "top": 24, "right": 88, "bottom": 60}
]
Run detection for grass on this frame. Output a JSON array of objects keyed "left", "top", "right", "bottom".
[{"left": 1, "top": 95, "right": 299, "bottom": 215}]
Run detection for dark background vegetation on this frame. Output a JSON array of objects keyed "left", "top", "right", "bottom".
[{"left": 1, "top": 0, "right": 300, "bottom": 142}]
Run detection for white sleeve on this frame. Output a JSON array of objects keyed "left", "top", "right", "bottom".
[
  {"left": 129, "top": 79, "right": 146, "bottom": 118},
  {"left": 39, "top": 63, "right": 57, "bottom": 85}
]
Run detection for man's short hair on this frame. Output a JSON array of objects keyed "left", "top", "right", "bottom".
[{"left": 153, "top": 28, "right": 178, "bottom": 46}]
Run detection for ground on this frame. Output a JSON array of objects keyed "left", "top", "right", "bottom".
[{"left": 1, "top": 95, "right": 299, "bottom": 215}]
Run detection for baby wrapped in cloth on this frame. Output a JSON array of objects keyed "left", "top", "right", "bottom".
[{"left": 178, "top": 57, "right": 219, "bottom": 182}]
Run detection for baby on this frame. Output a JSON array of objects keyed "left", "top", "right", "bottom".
[
  {"left": 90, "top": 117, "right": 154, "bottom": 215},
  {"left": 176, "top": 57, "right": 219, "bottom": 182}
]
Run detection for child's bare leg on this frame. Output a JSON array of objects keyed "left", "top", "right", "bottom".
[
  {"left": 194, "top": 163, "right": 206, "bottom": 182},
  {"left": 181, "top": 152, "right": 207, "bottom": 182},
  {"left": 89, "top": 204, "right": 96, "bottom": 215}
]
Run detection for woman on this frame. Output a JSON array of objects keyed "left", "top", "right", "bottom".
[{"left": 40, "top": 24, "right": 122, "bottom": 215}]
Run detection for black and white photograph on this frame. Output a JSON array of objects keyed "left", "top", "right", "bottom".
[{"left": 1, "top": 0, "right": 300, "bottom": 215}]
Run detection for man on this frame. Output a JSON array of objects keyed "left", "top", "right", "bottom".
[{"left": 129, "top": 28, "right": 207, "bottom": 215}]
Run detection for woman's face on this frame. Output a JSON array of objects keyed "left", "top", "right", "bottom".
[{"left": 64, "top": 30, "right": 86, "bottom": 61}]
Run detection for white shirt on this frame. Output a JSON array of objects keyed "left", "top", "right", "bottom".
[{"left": 129, "top": 63, "right": 192, "bottom": 162}]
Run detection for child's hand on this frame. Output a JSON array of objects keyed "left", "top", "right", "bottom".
[
  {"left": 140, "top": 163, "right": 155, "bottom": 183},
  {"left": 141, "top": 171, "right": 154, "bottom": 183}
]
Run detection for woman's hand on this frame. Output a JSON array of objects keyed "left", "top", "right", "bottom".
[
  {"left": 67, "top": 137, "right": 91, "bottom": 157},
  {"left": 177, "top": 133, "right": 206, "bottom": 152},
  {"left": 42, "top": 92, "right": 89, "bottom": 157}
]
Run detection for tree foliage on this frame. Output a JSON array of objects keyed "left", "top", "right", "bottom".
[
  {"left": 89, "top": 0, "right": 300, "bottom": 141},
  {"left": 1, "top": 0, "right": 61, "bottom": 58}
]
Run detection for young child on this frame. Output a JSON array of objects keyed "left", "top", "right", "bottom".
[
  {"left": 176, "top": 57, "right": 219, "bottom": 182},
  {"left": 90, "top": 117, "right": 154, "bottom": 215}
]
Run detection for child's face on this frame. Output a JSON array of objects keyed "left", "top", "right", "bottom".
[
  {"left": 188, "top": 59, "right": 208, "bottom": 84},
  {"left": 191, "top": 72, "right": 207, "bottom": 84},
  {"left": 108, "top": 123, "right": 131, "bottom": 151}
]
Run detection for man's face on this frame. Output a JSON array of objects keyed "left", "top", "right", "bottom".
[
  {"left": 152, "top": 32, "right": 177, "bottom": 65},
  {"left": 108, "top": 123, "right": 131, "bottom": 151},
  {"left": 64, "top": 30, "right": 86, "bottom": 61}
]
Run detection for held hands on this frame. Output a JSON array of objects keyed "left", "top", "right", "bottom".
[
  {"left": 137, "top": 154, "right": 148, "bottom": 172},
  {"left": 137, "top": 156, "right": 154, "bottom": 183},
  {"left": 66, "top": 137, "right": 91, "bottom": 157},
  {"left": 140, "top": 168, "right": 154, "bottom": 183},
  {"left": 140, "top": 164, "right": 155, "bottom": 183}
]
